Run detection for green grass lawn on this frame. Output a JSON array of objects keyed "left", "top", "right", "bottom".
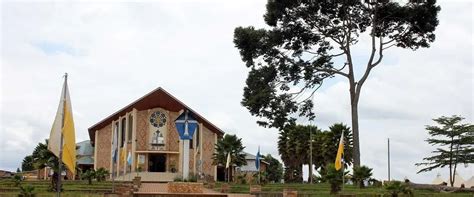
[
  {"left": 0, "top": 179, "right": 112, "bottom": 196},
  {"left": 213, "top": 182, "right": 474, "bottom": 196},
  {"left": 1, "top": 179, "right": 472, "bottom": 196}
]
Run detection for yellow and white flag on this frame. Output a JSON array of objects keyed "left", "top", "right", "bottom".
[
  {"left": 225, "top": 152, "right": 231, "bottom": 169},
  {"left": 48, "top": 75, "right": 76, "bottom": 176},
  {"left": 334, "top": 131, "right": 344, "bottom": 171}
]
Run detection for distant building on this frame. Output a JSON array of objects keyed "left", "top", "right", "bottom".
[
  {"left": 0, "top": 170, "right": 14, "bottom": 179},
  {"left": 234, "top": 152, "right": 268, "bottom": 183},
  {"left": 76, "top": 140, "right": 94, "bottom": 172},
  {"left": 38, "top": 140, "right": 94, "bottom": 180}
]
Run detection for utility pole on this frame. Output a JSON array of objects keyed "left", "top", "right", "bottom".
[{"left": 388, "top": 138, "right": 391, "bottom": 181}]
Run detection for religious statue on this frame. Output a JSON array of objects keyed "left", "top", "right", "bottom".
[{"left": 152, "top": 129, "right": 164, "bottom": 147}]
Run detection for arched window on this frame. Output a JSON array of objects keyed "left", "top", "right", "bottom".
[
  {"left": 121, "top": 118, "right": 126, "bottom": 147},
  {"left": 127, "top": 115, "right": 133, "bottom": 143}
]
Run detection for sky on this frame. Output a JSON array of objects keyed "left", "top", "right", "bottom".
[{"left": 0, "top": 0, "right": 472, "bottom": 184}]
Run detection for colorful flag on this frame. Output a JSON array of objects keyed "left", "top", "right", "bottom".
[
  {"left": 255, "top": 146, "right": 261, "bottom": 170},
  {"left": 335, "top": 131, "right": 345, "bottom": 170},
  {"left": 112, "top": 125, "right": 118, "bottom": 164},
  {"left": 48, "top": 76, "right": 76, "bottom": 176},
  {"left": 225, "top": 152, "right": 231, "bottom": 169},
  {"left": 120, "top": 146, "right": 127, "bottom": 164},
  {"left": 127, "top": 151, "right": 132, "bottom": 166}
]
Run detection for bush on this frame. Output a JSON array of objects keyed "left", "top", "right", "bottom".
[
  {"left": 323, "top": 164, "right": 347, "bottom": 194},
  {"left": 12, "top": 174, "right": 23, "bottom": 187},
  {"left": 174, "top": 175, "right": 183, "bottom": 182},
  {"left": 95, "top": 168, "right": 109, "bottom": 182},
  {"left": 384, "top": 180, "right": 413, "bottom": 197},
  {"left": 19, "top": 184, "right": 36, "bottom": 197},
  {"left": 368, "top": 178, "right": 382, "bottom": 187},
  {"left": 81, "top": 169, "right": 96, "bottom": 185},
  {"left": 352, "top": 165, "right": 373, "bottom": 188}
]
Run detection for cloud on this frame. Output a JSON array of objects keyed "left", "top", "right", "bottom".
[{"left": 1, "top": 0, "right": 472, "bottom": 183}]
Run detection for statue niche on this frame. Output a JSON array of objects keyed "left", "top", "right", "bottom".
[{"left": 149, "top": 110, "right": 167, "bottom": 150}]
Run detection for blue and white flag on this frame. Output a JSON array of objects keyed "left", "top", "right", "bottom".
[
  {"left": 255, "top": 146, "right": 261, "bottom": 170},
  {"left": 127, "top": 151, "right": 132, "bottom": 166},
  {"left": 111, "top": 125, "right": 118, "bottom": 164}
]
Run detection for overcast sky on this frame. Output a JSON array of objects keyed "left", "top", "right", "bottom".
[{"left": 1, "top": 0, "right": 472, "bottom": 183}]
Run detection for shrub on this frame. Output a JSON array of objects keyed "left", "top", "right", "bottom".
[
  {"left": 188, "top": 174, "right": 198, "bottom": 182},
  {"left": 323, "top": 164, "right": 347, "bottom": 194},
  {"left": 81, "top": 169, "right": 96, "bottom": 185},
  {"left": 352, "top": 165, "right": 373, "bottom": 188},
  {"left": 173, "top": 175, "right": 183, "bottom": 182},
  {"left": 95, "top": 168, "right": 109, "bottom": 182},
  {"left": 19, "top": 184, "right": 35, "bottom": 197},
  {"left": 384, "top": 180, "right": 413, "bottom": 197},
  {"left": 12, "top": 174, "right": 23, "bottom": 187},
  {"left": 368, "top": 178, "right": 382, "bottom": 187}
]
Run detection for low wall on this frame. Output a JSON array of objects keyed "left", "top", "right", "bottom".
[{"left": 167, "top": 182, "right": 204, "bottom": 193}]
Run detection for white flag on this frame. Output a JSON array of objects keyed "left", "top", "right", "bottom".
[{"left": 225, "top": 152, "right": 231, "bottom": 169}]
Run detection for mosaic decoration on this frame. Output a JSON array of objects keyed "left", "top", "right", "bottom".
[
  {"left": 149, "top": 111, "right": 167, "bottom": 128},
  {"left": 136, "top": 110, "right": 148, "bottom": 151}
]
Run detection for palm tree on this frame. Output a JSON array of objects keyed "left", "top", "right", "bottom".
[
  {"left": 278, "top": 124, "right": 309, "bottom": 183},
  {"left": 31, "top": 140, "right": 63, "bottom": 191},
  {"left": 321, "top": 123, "right": 353, "bottom": 170},
  {"left": 352, "top": 165, "right": 373, "bottom": 188},
  {"left": 212, "top": 134, "right": 246, "bottom": 182}
]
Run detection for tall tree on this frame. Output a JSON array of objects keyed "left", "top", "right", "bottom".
[
  {"left": 263, "top": 154, "right": 283, "bottom": 183},
  {"left": 416, "top": 115, "right": 474, "bottom": 187},
  {"left": 278, "top": 124, "right": 319, "bottom": 182},
  {"left": 233, "top": 0, "right": 440, "bottom": 167}
]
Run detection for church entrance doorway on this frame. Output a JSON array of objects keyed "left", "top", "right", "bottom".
[{"left": 148, "top": 154, "right": 166, "bottom": 172}]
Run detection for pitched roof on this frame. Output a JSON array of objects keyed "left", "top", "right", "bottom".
[
  {"left": 76, "top": 140, "right": 93, "bottom": 156},
  {"left": 88, "top": 87, "right": 224, "bottom": 144},
  {"left": 244, "top": 152, "right": 269, "bottom": 164}
]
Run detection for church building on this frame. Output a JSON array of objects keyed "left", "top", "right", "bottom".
[{"left": 88, "top": 87, "right": 224, "bottom": 181}]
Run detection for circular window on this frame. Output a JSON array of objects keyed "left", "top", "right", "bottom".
[{"left": 149, "top": 111, "right": 167, "bottom": 128}]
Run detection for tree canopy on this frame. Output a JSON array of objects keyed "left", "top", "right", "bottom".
[
  {"left": 416, "top": 115, "right": 473, "bottom": 187},
  {"left": 234, "top": 0, "right": 440, "bottom": 167},
  {"left": 263, "top": 154, "right": 284, "bottom": 183},
  {"left": 278, "top": 123, "right": 353, "bottom": 183},
  {"left": 212, "top": 134, "right": 247, "bottom": 167}
]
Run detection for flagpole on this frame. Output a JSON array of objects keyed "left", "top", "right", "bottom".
[
  {"left": 57, "top": 73, "right": 67, "bottom": 197},
  {"left": 342, "top": 159, "right": 344, "bottom": 192},
  {"left": 258, "top": 147, "right": 261, "bottom": 185}
]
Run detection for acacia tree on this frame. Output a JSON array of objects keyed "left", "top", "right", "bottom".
[
  {"left": 416, "top": 115, "right": 474, "bottom": 187},
  {"left": 233, "top": 0, "right": 440, "bottom": 167}
]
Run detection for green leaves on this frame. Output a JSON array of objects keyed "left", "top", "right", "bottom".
[
  {"left": 416, "top": 115, "right": 473, "bottom": 186},
  {"left": 212, "top": 134, "right": 247, "bottom": 167},
  {"left": 352, "top": 165, "right": 373, "bottom": 188},
  {"left": 278, "top": 123, "right": 354, "bottom": 183},
  {"left": 233, "top": 0, "right": 440, "bottom": 131}
]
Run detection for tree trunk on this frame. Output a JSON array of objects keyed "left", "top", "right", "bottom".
[
  {"left": 351, "top": 93, "right": 361, "bottom": 168},
  {"left": 308, "top": 164, "right": 313, "bottom": 183}
]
